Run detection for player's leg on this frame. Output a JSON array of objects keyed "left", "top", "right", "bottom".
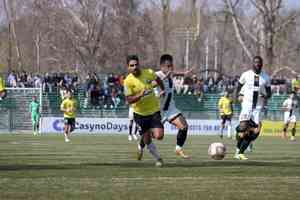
[
  {"left": 134, "top": 112, "right": 164, "bottom": 166},
  {"left": 148, "top": 112, "right": 164, "bottom": 166},
  {"left": 170, "top": 114, "right": 190, "bottom": 159},
  {"left": 0, "top": 90, "right": 7, "bottom": 101},
  {"left": 31, "top": 114, "right": 37, "bottom": 135},
  {"left": 245, "top": 109, "right": 261, "bottom": 152},
  {"left": 220, "top": 115, "right": 226, "bottom": 139},
  {"left": 234, "top": 120, "right": 249, "bottom": 160},
  {"left": 226, "top": 116, "right": 232, "bottom": 138},
  {"left": 64, "top": 118, "right": 71, "bottom": 142},
  {"left": 290, "top": 121, "right": 296, "bottom": 141},
  {"left": 128, "top": 119, "right": 134, "bottom": 141},
  {"left": 282, "top": 113, "right": 289, "bottom": 139},
  {"left": 133, "top": 121, "right": 139, "bottom": 140},
  {"left": 36, "top": 114, "right": 40, "bottom": 133}
]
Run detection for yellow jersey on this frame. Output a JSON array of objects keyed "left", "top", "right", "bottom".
[
  {"left": 218, "top": 96, "right": 233, "bottom": 115},
  {"left": 292, "top": 79, "right": 300, "bottom": 91},
  {"left": 0, "top": 76, "right": 5, "bottom": 92},
  {"left": 60, "top": 98, "right": 77, "bottom": 118},
  {"left": 124, "top": 68, "right": 160, "bottom": 116}
]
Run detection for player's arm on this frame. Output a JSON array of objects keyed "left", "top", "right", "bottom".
[
  {"left": 218, "top": 99, "right": 223, "bottom": 113},
  {"left": 261, "top": 86, "right": 272, "bottom": 99},
  {"left": 154, "top": 76, "right": 165, "bottom": 97},
  {"left": 60, "top": 101, "right": 67, "bottom": 112},
  {"left": 124, "top": 81, "right": 147, "bottom": 104},
  {"left": 173, "top": 67, "right": 194, "bottom": 76},
  {"left": 125, "top": 90, "right": 147, "bottom": 104},
  {"left": 235, "top": 82, "right": 244, "bottom": 101},
  {"left": 282, "top": 101, "right": 288, "bottom": 112}
]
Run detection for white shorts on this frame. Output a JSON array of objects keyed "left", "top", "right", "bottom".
[
  {"left": 128, "top": 107, "right": 134, "bottom": 120},
  {"left": 161, "top": 103, "right": 181, "bottom": 123},
  {"left": 284, "top": 113, "right": 296, "bottom": 124},
  {"left": 239, "top": 107, "right": 261, "bottom": 124}
]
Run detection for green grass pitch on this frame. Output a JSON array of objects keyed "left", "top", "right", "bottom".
[{"left": 0, "top": 134, "right": 299, "bottom": 200}]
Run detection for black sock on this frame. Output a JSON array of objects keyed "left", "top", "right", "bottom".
[
  {"left": 292, "top": 128, "right": 296, "bottom": 137},
  {"left": 139, "top": 138, "right": 145, "bottom": 149},
  {"left": 134, "top": 125, "right": 139, "bottom": 135},
  {"left": 129, "top": 124, "right": 133, "bottom": 136},
  {"left": 236, "top": 133, "right": 242, "bottom": 149},
  {"left": 177, "top": 128, "right": 188, "bottom": 147},
  {"left": 239, "top": 138, "right": 251, "bottom": 154}
]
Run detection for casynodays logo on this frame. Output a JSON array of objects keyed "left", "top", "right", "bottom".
[{"left": 53, "top": 119, "right": 64, "bottom": 132}]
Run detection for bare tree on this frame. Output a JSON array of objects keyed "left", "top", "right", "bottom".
[{"left": 225, "top": 0, "right": 300, "bottom": 71}]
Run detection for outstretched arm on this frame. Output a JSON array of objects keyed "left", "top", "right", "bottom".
[
  {"left": 235, "top": 82, "right": 243, "bottom": 101},
  {"left": 173, "top": 67, "right": 194, "bottom": 76}
]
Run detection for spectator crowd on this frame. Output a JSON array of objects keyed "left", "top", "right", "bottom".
[{"left": 2, "top": 70, "right": 300, "bottom": 109}]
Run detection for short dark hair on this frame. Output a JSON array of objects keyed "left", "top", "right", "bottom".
[
  {"left": 126, "top": 55, "right": 139, "bottom": 64},
  {"left": 253, "top": 55, "right": 263, "bottom": 63},
  {"left": 160, "top": 54, "right": 173, "bottom": 64}
]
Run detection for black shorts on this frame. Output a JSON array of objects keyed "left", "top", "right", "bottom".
[
  {"left": 64, "top": 118, "right": 76, "bottom": 127},
  {"left": 133, "top": 111, "right": 163, "bottom": 135},
  {"left": 221, "top": 115, "right": 232, "bottom": 124}
]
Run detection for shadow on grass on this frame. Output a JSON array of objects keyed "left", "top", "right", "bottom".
[{"left": 0, "top": 160, "right": 300, "bottom": 171}]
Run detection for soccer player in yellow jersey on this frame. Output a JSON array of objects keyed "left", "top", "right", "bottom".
[
  {"left": 124, "top": 55, "right": 166, "bottom": 167},
  {"left": 218, "top": 90, "right": 233, "bottom": 138},
  {"left": 0, "top": 75, "right": 7, "bottom": 101},
  {"left": 60, "top": 89, "right": 77, "bottom": 142}
]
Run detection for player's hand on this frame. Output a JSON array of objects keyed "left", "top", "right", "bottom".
[
  {"left": 238, "top": 95, "right": 244, "bottom": 102},
  {"left": 151, "top": 80, "right": 158, "bottom": 87},
  {"left": 165, "top": 70, "right": 172, "bottom": 78},
  {"left": 159, "top": 90, "right": 165, "bottom": 97},
  {"left": 141, "top": 89, "right": 152, "bottom": 97}
]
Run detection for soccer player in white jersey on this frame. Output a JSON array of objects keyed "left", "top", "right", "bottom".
[
  {"left": 155, "top": 54, "right": 192, "bottom": 159},
  {"left": 128, "top": 106, "right": 138, "bottom": 141},
  {"left": 234, "top": 56, "right": 272, "bottom": 160},
  {"left": 282, "top": 92, "right": 298, "bottom": 141}
]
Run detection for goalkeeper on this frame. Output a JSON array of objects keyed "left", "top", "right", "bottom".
[{"left": 29, "top": 96, "right": 40, "bottom": 135}]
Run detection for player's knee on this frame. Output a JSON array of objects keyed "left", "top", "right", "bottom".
[
  {"left": 152, "top": 130, "right": 164, "bottom": 140},
  {"left": 155, "top": 134, "right": 164, "bottom": 140},
  {"left": 236, "top": 123, "right": 248, "bottom": 133},
  {"left": 248, "top": 131, "right": 259, "bottom": 141},
  {"left": 0, "top": 90, "right": 7, "bottom": 99}
]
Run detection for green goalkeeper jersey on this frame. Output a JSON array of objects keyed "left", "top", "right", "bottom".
[{"left": 30, "top": 101, "right": 40, "bottom": 115}]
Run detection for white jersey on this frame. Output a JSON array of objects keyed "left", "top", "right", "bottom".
[
  {"left": 238, "top": 70, "right": 270, "bottom": 123},
  {"left": 283, "top": 98, "right": 297, "bottom": 123},
  {"left": 239, "top": 70, "right": 271, "bottom": 110},
  {"left": 155, "top": 70, "right": 181, "bottom": 122}
]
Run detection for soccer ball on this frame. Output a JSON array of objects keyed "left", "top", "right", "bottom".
[{"left": 208, "top": 142, "right": 226, "bottom": 160}]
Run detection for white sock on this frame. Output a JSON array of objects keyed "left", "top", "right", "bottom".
[
  {"left": 235, "top": 148, "right": 239, "bottom": 155},
  {"left": 227, "top": 124, "right": 232, "bottom": 137},
  {"left": 147, "top": 143, "right": 161, "bottom": 160},
  {"left": 175, "top": 145, "right": 182, "bottom": 151}
]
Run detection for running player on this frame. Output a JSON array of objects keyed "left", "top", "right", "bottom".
[
  {"left": 155, "top": 54, "right": 192, "bottom": 159},
  {"left": 60, "top": 89, "right": 77, "bottom": 142},
  {"left": 124, "top": 54, "right": 165, "bottom": 167},
  {"left": 234, "top": 56, "right": 272, "bottom": 160},
  {"left": 29, "top": 96, "right": 40, "bottom": 135},
  {"left": 128, "top": 106, "right": 138, "bottom": 141},
  {"left": 282, "top": 92, "right": 298, "bottom": 141},
  {"left": 218, "top": 90, "right": 233, "bottom": 139}
]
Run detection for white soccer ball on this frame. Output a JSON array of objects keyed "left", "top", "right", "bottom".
[{"left": 208, "top": 142, "right": 226, "bottom": 160}]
